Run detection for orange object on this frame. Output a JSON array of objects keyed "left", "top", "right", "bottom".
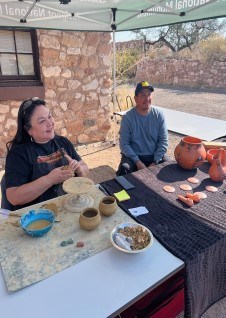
[
  {"left": 194, "top": 192, "right": 207, "bottom": 199},
  {"left": 163, "top": 185, "right": 176, "bottom": 193},
  {"left": 206, "top": 148, "right": 226, "bottom": 164},
  {"left": 187, "top": 177, "right": 199, "bottom": 184},
  {"left": 208, "top": 148, "right": 226, "bottom": 182},
  {"left": 206, "top": 149, "right": 219, "bottom": 164},
  {"left": 205, "top": 185, "right": 218, "bottom": 192},
  {"left": 178, "top": 195, "right": 194, "bottom": 207},
  {"left": 179, "top": 184, "right": 192, "bottom": 191},
  {"left": 174, "top": 136, "right": 206, "bottom": 170},
  {"left": 185, "top": 193, "right": 200, "bottom": 203}
]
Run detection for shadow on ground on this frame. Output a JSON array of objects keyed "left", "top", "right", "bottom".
[{"left": 88, "top": 165, "right": 116, "bottom": 184}]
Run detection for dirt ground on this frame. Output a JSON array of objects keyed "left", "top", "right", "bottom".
[{"left": 81, "top": 85, "right": 226, "bottom": 184}]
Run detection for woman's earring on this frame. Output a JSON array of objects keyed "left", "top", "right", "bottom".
[{"left": 30, "top": 136, "right": 33, "bottom": 142}]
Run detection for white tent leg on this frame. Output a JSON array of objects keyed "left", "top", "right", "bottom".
[{"left": 112, "top": 29, "right": 117, "bottom": 146}]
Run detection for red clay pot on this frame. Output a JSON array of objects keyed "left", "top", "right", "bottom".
[
  {"left": 208, "top": 148, "right": 226, "bottom": 182},
  {"left": 206, "top": 148, "right": 226, "bottom": 164},
  {"left": 174, "top": 136, "right": 206, "bottom": 170}
]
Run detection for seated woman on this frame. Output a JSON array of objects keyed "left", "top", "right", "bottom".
[{"left": 4, "top": 97, "right": 89, "bottom": 211}]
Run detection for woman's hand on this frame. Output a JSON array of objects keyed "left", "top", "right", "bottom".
[
  {"left": 6, "top": 168, "right": 74, "bottom": 206},
  {"left": 64, "top": 155, "right": 89, "bottom": 177},
  {"left": 48, "top": 167, "right": 74, "bottom": 185}
]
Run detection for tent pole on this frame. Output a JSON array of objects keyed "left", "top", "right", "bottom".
[{"left": 112, "top": 29, "right": 117, "bottom": 146}]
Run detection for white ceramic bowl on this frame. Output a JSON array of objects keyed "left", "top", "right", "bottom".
[{"left": 110, "top": 222, "right": 153, "bottom": 254}]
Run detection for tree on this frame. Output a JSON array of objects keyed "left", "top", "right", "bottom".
[
  {"left": 133, "top": 19, "right": 226, "bottom": 54},
  {"left": 115, "top": 48, "right": 141, "bottom": 80}
]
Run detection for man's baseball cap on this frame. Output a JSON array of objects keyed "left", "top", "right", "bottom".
[{"left": 135, "top": 81, "right": 154, "bottom": 96}]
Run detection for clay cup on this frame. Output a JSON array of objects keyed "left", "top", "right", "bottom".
[
  {"left": 99, "top": 196, "right": 117, "bottom": 216},
  {"left": 79, "top": 207, "right": 101, "bottom": 231}
]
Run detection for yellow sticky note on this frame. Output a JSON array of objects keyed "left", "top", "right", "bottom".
[{"left": 113, "top": 190, "right": 130, "bottom": 202}]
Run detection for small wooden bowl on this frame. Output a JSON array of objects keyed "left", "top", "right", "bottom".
[
  {"left": 79, "top": 207, "right": 101, "bottom": 231},
  {"left": 99, "top": 196, "right": 117, "bottom": 216}
]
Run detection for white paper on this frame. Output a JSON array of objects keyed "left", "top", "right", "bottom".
[{"left": 128, "top": 206, "right": 149, "bottom": 217}]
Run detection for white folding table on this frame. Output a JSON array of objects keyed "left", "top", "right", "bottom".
[{"left": 1, "top": 237, "right": 184, "bottom": 318}]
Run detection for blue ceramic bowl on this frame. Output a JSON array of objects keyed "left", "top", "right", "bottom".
[{"left": 20, "top": 208, "right": 55, "bottom": 237}]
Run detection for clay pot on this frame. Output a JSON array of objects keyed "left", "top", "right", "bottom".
[
  {"left": 79, "top": 207, "right": 101, "bottom": 231},
  {"left": 99, "top": 196, "right": 118, "bottom": 216},
  {"left": 206, "top": 148, "right": 226, "bottom": 164},
  {"left": 208, "top": 148, "right": 226, "bottom": 182},
  {"left": 174, "top": 136, "right": 206, "bottom": 170}
]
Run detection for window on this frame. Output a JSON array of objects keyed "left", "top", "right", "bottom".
[
  {"left": 0, "top": 29, "right": 44, "bottom": 99},
  {"left": 0, "top": 29, "right": 41, "bottom": 83}
]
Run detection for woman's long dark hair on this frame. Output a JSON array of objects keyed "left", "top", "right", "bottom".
[{"left": 6, "top": 98, "right": 46, "bottom": 152}]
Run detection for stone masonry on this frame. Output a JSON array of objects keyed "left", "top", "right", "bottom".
[
  {"left": 0, "top": 30, "right": 112, "bottom": 170},
  {"left": 135, "top": 58, "right": 226, "bottom": 90}
]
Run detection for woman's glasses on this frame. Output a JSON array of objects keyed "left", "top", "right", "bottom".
[{"left": 22, "top": 97, "right": 42, "bottom": 116}]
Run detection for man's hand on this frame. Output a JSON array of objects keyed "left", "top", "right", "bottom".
[
  {"left": 148, "top": 162, "right": 156, "bottom": 167},
  {"left": 136, "top": 160, "right": 146, "bottom": 170}
]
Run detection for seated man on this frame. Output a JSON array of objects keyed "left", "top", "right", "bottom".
[{"left": 116, "top": 81, "right": 169, "bottom": 176}]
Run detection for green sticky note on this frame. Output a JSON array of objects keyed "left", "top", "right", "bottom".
[{"left": 113, "top": 189, "right": 130, "bottom": 202}]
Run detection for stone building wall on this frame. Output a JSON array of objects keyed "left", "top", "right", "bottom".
[
  {"left": 0, "top": 30, "right": 112, "bottom": 170},
  {"left": 135, "top": 58, "right": 226, "bottom": 90}
]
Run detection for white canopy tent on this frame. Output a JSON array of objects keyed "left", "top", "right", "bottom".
[
  {"left": 0, "top": 0, "right": 225, "bottom": 31},
  {"left": 0, "top": 0, "right": 226, "bottom": 141}
]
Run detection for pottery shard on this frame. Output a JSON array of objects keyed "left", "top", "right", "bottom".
[
  {"left": 187, "top": 177, "right": 200, "bottom": 184},
  {"left": 205, "top": 185, "right": 218, "bottom": 192},
  {"left": 194, "top": 192, "right": 207, "bottom": 199},
  {"left": 163, "top": 185, "right": 176, "bottom": 193},
  {"left": 42, "top": 202, "right": 59, "bottom": 216},
  {"left": 180, "top": 184, "right": 192, "bottom": 191},
  {"left": 76, "top": 241, "right": 84, "bottom": 248}
]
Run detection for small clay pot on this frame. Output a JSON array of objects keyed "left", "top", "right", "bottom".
[
  {"left": 206, "top": 148, "right": 226, "bottom": 164},
  {"left": 99, "top": 196, "right": 118, "bottom": 216},
  {"left": 79, "top": 207, "right": 101, "bottom": 231},
  {"left": 208, "top": 148, "right": 226, "bottom": 182}
]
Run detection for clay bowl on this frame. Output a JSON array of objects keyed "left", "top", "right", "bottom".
[
  {"left": 20, "top": 208, "right": 55, "bottom": 237},
  {"left": 206, "top": 148, "right": 226, "bottom": 164},
  {"left": 99, "top": 196, "right": 118, "bottom": 216},
  {"left": 79, "top": 207, "right": 101, "bottom": 231}
]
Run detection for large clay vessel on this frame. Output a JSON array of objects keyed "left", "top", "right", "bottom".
[
  {"left": 174, "top": 136, "right": 206, "bottom": 170},
  {"left": 208, "top": 148, "right": 226, "bottom": 182}
]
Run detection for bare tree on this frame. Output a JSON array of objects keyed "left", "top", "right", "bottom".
[{"left": 133, "top": 19, "right": 226, "bottom": 54}]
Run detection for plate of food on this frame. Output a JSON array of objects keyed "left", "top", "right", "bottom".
[
  {"left": 62, "top": 177, "right": 94, "bottom": 195},
  {"left": 110, "top": 222, "right": 153, "bottom": 254}
]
